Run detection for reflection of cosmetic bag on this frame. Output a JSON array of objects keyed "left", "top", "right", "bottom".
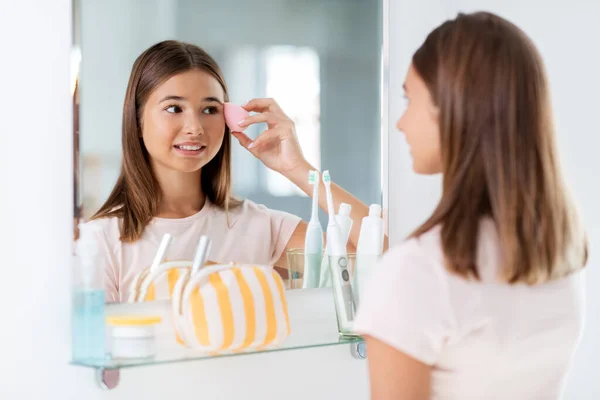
[
  {"left": 128, "top": 260, "right": 217, "bottom": 302},
  {"left": 172, "top": 263, "right": 291, "bottom": 352}
]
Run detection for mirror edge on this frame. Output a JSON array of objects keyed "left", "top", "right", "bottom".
[{"left": 380, "top": 0, "right": 391, "bottom": 241}]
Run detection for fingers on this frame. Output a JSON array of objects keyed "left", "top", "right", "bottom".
[
  {"left": 243, "top": 98, "right": 282, "bottom": 113},
  {"left": 231, "top": 131, "right": 254, "bottom": 149},
  {"left": 251, "top": 129, "right": 281, "bottom": 150},
  {"left": 238, "top": 111, "right": 285, "bottom": 128},
  {"left": 231, "top": 129, "right": 278, "bottom": 152}
]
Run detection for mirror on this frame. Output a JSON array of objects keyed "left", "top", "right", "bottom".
[
  {"left": 73, "top": 0, "right": 384, "bottom": 300},
  {"left": 71, "top": 0, "right": 387, "bottom": 368}
]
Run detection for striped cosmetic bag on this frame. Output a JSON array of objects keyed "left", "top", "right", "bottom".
[
  {"left": 172, "top": 263, "right": 291, "bottom": 352},
  {"left": 128, "top": 260, "right": 217, "bottom": 303}
]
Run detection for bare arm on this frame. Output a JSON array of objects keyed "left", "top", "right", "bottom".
[
  {"left": 285, "top": 160, "right": 389, "bottom": 252},
  {"left": 233, "top": 97, "right": 388, "bottom": 269},
  {"left": 364, "top": 336, "right": 432, "bottom": 400},
  {"left": 275, "top": 160, "right": 390, "bottom": 271},
  {"left": 274, "top": 221, "right": 308, "bottom": 271}
]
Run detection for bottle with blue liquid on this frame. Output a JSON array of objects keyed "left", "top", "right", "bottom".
[{"left": 72, "top": 223, "right": 106, "bottom": 362}]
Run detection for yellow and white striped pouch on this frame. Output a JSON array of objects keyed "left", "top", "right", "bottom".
[
  {"left": 128, "top": 260, "right": 220, "bottom": 303},
  {"left": 172, "top": 263, "right": 291, "bottom": 353},
  {"left": 128, "top": 260, "right": 192, "bottom": 303}
]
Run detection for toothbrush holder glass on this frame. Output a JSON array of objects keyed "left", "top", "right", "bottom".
[{"left": 285, "top": 249, "right": 357, "bottom": 290}]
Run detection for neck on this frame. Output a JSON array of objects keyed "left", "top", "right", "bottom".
[{"left": 152, "top": 163, "right": 205, "bottom": 218}]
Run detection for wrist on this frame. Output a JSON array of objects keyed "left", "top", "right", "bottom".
[{"left": 285, "top": 159, "right": 315, "bottom": 189}]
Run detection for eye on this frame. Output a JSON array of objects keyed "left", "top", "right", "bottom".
[
  {"left": 165, "top": 104, "right": 182, "bottom": 114},
  {"left": 202, "top": 106, "right": 219, "bottom": 115}
]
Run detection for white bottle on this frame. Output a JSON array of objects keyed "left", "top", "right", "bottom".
[
  {"left": 336, "top": 203, "right": 353, "bottom": 247},
  {"left": 353, "top": 204, "right": 384, "bottom": 308}
]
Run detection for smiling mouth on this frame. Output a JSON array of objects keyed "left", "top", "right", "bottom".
[{"left": 174, "top": 144, "right": 206, "bottom": 151}]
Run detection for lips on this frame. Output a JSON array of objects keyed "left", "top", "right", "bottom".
[
  {"left": 174, "top": 144, "right": 205, "bottom": 151},
  {"left": 173, "top": 142, "right": 207, "bottom": 156}
]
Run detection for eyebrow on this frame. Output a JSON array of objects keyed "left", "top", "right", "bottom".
[{"left": 159, "top": 95, "right": 223, "bottom": 104}]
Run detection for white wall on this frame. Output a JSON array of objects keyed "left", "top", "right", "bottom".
[
  {"left": 387, "top": 0, "right": 450, "bottom": 242},
  {"left": 388, "top": 0, "right": 600, "bottom": 398}
]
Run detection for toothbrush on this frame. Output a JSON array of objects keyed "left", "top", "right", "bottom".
[
  {"left": 303, "top": 170, "right": 324, "bottom": 288},
  {"left": 136, "top": 233, "right": 173, "bottom": 301},
  {"left": 150, "top": 234, "right": 173, "bottom": 272},
  {"left": 172, "top": 236, "right": 210, "bottom": 343},
  {"left": 322, "top": 170, "right": 355, "bottom": 333},
  {"left": 191, "top": 235, "right": 211, "bottom": 275}
]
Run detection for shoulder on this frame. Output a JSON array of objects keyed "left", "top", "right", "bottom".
[
  {"left": 353, "top": 226, "right": 456, "bottom": 364},
  {"left": 380, "top": 225, "right": 445, "bottom": 277},
  {"left": 381, "top": 219, "right": 505, "bottom": 289},
  {"left": 366, "top": 226, "right": 455, "bottom": 308},
  {"left": 83, "top": 217, "right": 121, "bottom": 246}
]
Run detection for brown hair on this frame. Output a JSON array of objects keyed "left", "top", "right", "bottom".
[
  {"left": 410, "top": 12, "right": 587, "bottom": 284},
  {"left": 91, "top": 40, "right": 239, "bottom": 241}
]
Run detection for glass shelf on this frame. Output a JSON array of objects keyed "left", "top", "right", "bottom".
[
  {"left": 71, "top": 288, "right": 365, "bottom": 370},
  {"left": 72, "top": 333, "right": 363, "bottom": 369}
]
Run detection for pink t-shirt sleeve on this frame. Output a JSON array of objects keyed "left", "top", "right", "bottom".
[
  {"left": 353, "top": 239, "right": 455, "bottom": 365},
  {"left": 267, "top": 208, "right": 302, "bottom": 265}
]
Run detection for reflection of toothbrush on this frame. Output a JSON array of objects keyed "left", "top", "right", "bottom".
[
  {"left": 151, "top": 234, "right": 173, "bottom": 272},
  {"left": 303, "top": 170, "right": 324, "bottom": 288},
  {"left": 173, "top": 236, "right": 212, "bottom": 342},
  {"left": 135, "top": 233, "right": 173, "bottom": 302},
  {"left": 322, "top": 170, "right": 355, "bottom": 333},
  {"left": 191, "top": 236, "right": 211, "bottom": 275}
]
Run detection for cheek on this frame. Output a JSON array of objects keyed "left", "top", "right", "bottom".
[
  {"left": 203, "top": 115, "right": 226, "bottom": 138},
  {"left": 144, "top": 113, "right": 181, "bottom": 142},
  {"left": 417, "top": 119, "right": 442, "bottom": 172},
  {"left": 397, "top": 107, "right": 442, "bottom": 171},
  {"left": 423, "top": 113, "right": 441, "bottom": 154},
  {"left": 201, "top": 115, "right": 226, "bottom": 154},
  {"left": 142, "top": 112, "right": 180, "bottom": 153}
]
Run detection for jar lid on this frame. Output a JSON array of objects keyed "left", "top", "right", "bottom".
[{"left": 106, "top": 315, "right": 162, "bottom": 326}]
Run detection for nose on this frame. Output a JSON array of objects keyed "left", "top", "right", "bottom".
[
  {"left": 396, "top": 110, "right": 408, "bottom": 134},
  {"left": 185, "top": 114, "right": 204, "bottom": 136}
]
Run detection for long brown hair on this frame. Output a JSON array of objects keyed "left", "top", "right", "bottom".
[
  {"left": 410, "top": 12, "right": 587, "bottom": 284},
  {"left": 91, "top": 40, "right": 239, "bottom": 241}
]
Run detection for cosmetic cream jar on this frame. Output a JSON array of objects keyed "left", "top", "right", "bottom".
[{"left": 106, "top": 316, "right": 162, "bottom": 359}]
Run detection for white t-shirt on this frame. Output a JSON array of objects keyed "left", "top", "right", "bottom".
[
  {"left": 353, "top": 219, "right": 585, "bottom": 399},
  {"left": 86, "top": 199, "right": 301, "bottom": 303}
]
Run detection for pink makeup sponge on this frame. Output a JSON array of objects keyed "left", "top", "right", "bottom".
[{"left": 224, "top": 103, "right": 250, "bottom": 132}]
